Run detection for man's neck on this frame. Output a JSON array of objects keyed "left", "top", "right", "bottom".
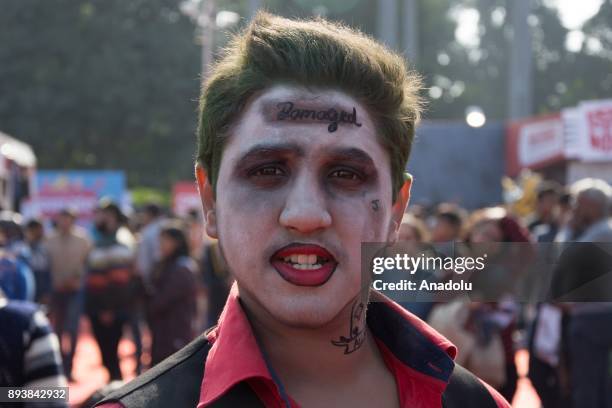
[
  {"left": 240, "top": 291, "right": 381, "bottom": 385},
  {"left": 238, "top": 289, "right": 399, "bottom": 407}
]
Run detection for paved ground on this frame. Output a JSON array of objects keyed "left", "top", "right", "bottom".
[
  {"left": 67, "top": 319, "right": 540, "bottom": 407},
  {"left": 68, "top": 319, "right": 144, "bottom": 406}
]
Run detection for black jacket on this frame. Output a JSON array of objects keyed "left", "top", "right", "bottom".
[{"left": 97, "top": 330, "right": 498, "bottom": 408}]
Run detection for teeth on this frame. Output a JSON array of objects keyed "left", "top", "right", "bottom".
[
  {"left": 293, "top": 263, "right": 322, "bottom": 270},
  {"left": 282, "top": 253, "right": 328, "bottom": 267}
]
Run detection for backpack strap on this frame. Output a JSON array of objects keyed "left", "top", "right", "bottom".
[{"left": 442, "top": 363, "right": 499, "bottom": 408}]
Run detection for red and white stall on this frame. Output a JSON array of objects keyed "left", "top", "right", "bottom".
[{"left": 506, "top": 99, "right": 612, "bottom": 184}]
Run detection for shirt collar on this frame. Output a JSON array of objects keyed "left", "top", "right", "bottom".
[
  {"left": 198, "top": 284, "right": 271, "bottom": 406},
  {"left": 198, "top": 285, "right": 456, "bottom": 406},
  {"left": 367, "top": 291, "right": 456, "bottom": 383}
]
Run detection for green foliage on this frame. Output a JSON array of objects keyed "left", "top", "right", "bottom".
[
  {"left": 130, "top": 186, "right": 170, "bottom": 207},
  {"left": 0, "top": 0, "right": 200, "bottom": 189},
  {"left": 1, "top": 0, "right": 610, "bottom": 192}
]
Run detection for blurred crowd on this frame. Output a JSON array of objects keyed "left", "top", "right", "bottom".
[
  {"left": 0, "top": 176, "right": 611, "bottom": 407},
  {"left": 399, "top": 177, "right": 612, "bottom": 408},
  {"left": 0, "top": 199, "right": 229, "bottom": 407}
]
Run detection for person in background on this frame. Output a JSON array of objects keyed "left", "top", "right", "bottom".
[
  {"left": 462, "top": 208, "right": 531, "bottom": 403},
  {"left": 528, "top": 181, "right": 561, "bottom": 242},
  {"left": 146, "top": 222, "right": 198, "bottom": 366},
  {"left": 200, "top": 240, "right": 232, "bottom": 328},
  {"left": 0, "top": 230, "right": 35, "bottom": 303},
  {"left": 557, "top": 191, "right": 572, "bottom": 227},
  {"left": 397, "top": 212, "right": 436, "bottom": 320},
  {"left": 554, "top": 190, "right": 576, "bottom": 242},
  {"left": 90, "top": 207, "right": 105, "bottom": 244},
  {"left": 135, "top": 203, "right": 164, "bottom": 287},
  {"left": 46, "top": 208, "right": 91, "bottom": 380},
  {"left": 24, "top": 219, "right": 52, "bottom": 305},
  {"left": 431, "top": 204, "right": 466, "bottom": 243},
  {"left": 133, "top": 203, "right": 165, "bottom": 372},
  {"left": 554, "top": 178, "right": 612, "bottom": 408},
  {"left": 398, "top": 212, "right": 430, "bottom": 243},
  {"left": 85, "top": 201, "right": 136, "bottom": 381},
  {"left": 183, "top": 208, "right": 210, "bottom": 331},
  {"left": 526, "top": 183, "right": 567, "bottom": 408},
  {"left": 406, "top": 203, "right": 428, "bottom": 221},
  {"left": 0, "top": 214, "right": 36, "bottom": 303},
  {"left": 0, "top": 288, "right": 68, "bottom": 408},
  {"left": 186, "top": 208, "right": 205, "bottom": 261},
  {"left": 0, "top": 212, "right": 31, "bottom": 261}
]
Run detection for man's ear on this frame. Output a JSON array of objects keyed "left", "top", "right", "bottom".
[
  {"left": 195, "top": 163, "right": 218, "bottom": 238},
  {"left": 387, "top": 173, "right": 412, "bottom": 243}
]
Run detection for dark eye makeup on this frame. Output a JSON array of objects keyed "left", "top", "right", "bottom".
[{"left": 248, "top": 164, "right": 288, "bottom": 177}]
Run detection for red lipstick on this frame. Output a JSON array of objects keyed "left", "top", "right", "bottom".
[{"left": 271, "top": 243, "right": 337, "bottom": 287}]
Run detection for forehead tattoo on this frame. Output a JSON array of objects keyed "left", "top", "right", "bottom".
[{"left": 261, "top": 100, "right": 363, "bottom": 133}]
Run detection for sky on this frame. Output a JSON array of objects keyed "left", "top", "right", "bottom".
[{"left": 552, "top": 0, "right": 604, "bottom": 29}]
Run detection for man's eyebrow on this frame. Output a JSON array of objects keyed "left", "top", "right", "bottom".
[
  {"left": 324, "top": 147, "right": 376, "bottom": 167},
  {"left": 234, "top": 142, "right": 306, "bottom": 164}
]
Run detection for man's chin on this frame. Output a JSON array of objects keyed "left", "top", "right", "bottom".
[
  {"left": 242, "top": 284, "right": 353, "bottom": 329},
  {"left": 263, "top": 299, "right": 348, "bottom": 330},
  {"left": 235, "top": 268, "right": 362, "bottom": 329}
]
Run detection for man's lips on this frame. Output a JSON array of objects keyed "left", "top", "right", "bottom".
[{"left": 271, "top": 243, "right": 338, "bottom": 287}]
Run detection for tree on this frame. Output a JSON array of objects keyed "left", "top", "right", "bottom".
[
  {"left": 0, "top": 0, "right": 201, "bottom": 188},
  {"left": 1, "top": 0, "right": 610, "bottom": 192}
]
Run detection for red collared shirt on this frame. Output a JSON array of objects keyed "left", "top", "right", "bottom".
[
  {"left": 99, "top": 286, "right": 510, "bottom": 408},
  {"left": 198, "top": 287, "right": 509, "bottom": 408}
]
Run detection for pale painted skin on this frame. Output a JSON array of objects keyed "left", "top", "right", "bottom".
[{"left": 197, "top": 84, "right": 411, "bottom": 331}]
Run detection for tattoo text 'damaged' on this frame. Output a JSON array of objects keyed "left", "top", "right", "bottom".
[{"left": 268, "top": 101, "right": 363, "bottom": 133}]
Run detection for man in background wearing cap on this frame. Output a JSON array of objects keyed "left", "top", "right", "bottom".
[{"left": 46, "top": 208, "right": 92, "bottom": 380}]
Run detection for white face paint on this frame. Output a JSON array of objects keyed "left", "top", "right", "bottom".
[{"left": 207, "top": 85, "right": 398, "bottom": 328}]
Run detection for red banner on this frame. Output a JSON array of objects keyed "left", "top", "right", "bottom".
[{"left": 506, "top": 113, "right": 565, "bottom": 176}]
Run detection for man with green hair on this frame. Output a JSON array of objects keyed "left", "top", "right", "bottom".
[{"left": 98, "top": 12, "right": 509, "bottom": 407}]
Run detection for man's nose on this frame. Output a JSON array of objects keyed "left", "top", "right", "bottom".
[{"left": 279, "top": 172, "right": 332, "bottom": 234}]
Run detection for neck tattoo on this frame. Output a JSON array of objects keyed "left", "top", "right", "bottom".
[
  {"left": 331, "top": 300, "right": 366, "bottom": 354},
  {"left": 276, "top": 101, "right": 363, "bottom": 133}
]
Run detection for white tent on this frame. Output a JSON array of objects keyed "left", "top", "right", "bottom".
[{"left": 0, "top": 130, "right": 37, "bottom": 169}]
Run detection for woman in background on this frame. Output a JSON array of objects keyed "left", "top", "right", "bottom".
[
  {"left": 146, "top": 222, "right": 197, "bottom": 366},
  {"left": 463, "top": 207, "right": 532, "bottom": 403}
]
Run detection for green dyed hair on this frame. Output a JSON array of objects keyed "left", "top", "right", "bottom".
[{"left": 197, "top": 12, "right": 422, "bottom": 200}]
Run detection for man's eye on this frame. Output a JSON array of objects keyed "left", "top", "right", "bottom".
[
  {"left": 251, "top": 166, "right": 285, "bottom": 177},
  {"left": 329, "top": 169, "right": 361, "bottom": 180}
]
